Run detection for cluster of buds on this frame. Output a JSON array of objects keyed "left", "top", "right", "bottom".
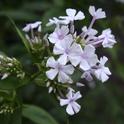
[
  {"left": 22, "top": 6, "right": 116, "bottom": 115},
  {"left": 23, "top": 21, "right": 49, "bottom": 58},
  {"left": 0, "top": 55, "right": 25, "bottom": 80},
  {"left": 0, "top": 104, "right": 14, "bottom": 114}
]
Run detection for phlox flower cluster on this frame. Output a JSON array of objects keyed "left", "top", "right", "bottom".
[{"left": 23, "top": 6, "right": 116, "bottom": 115}]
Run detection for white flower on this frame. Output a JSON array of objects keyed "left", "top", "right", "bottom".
[
  {"left": 23, "top": 21, "right": 42, "bottom": 32},
  {"left": 46, "top": 57, "right": 74, "bottom": 83},
  {"left": 60, "top": 90, "right": 82, "bottom": 115},
  {"left": 89, "top": 6, "right": 106, "bottom": 19},
  {"left": 81, "top": 70, "right": 93, "bottom": 82},
  {"left": 46, "top": 17, "right": 67, "bottom": 26},
  {"left": 94, "top": 56, "right": 111, "bottom": 82},
  {"left": 82, "top": 26, "right": 98, "bottom": 36},
  {"left": 53, "top": 34, "right": 82, "bottom": 65},
  {"left": 98, "top": 29, "right": 116, "bottom": 48},
  {"left": 48, "top": 26, "right": 69, "bottom": 44},
  {"left": 79, "top": 45, "right": 98, "bottom": 71},
  {"left": 70, "top": 45, "right": 98, "bottom": 71},
  {"left": 59, "top": 8, "right": 85, "bottom": 24}
]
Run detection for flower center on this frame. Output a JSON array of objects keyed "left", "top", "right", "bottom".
[
  {"left": 57, "top": 31, "right": 64, "bottom": 40},
  {"left": 69, "top": 98, "right": 74, "bottom": 103},
  {"left": 56, "top": 64, "right": 63, "bottom": 71},
  {"left": 65, "top": 48, "right": 70, "bottom": 54},
  {"left": 81, "top": 53, "right": 88, "bottom": 59}
]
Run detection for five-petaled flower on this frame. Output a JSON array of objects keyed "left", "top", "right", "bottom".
[
  {"left": 48, "top": 26, "right": 69, "bottom": 44},
  {"left": 89, "top": 6, "right": 106, "bottom": 19},
  {"left": 59, "top": 8, "right": 85, "bottom": 24},
  {"left": 99, "top": 29, "right": 117, "bottom": 48},
  {"left": 53, "top": 34, "right": 82, "bottom": 65},
  {"left": 60, "top": 89, "right": 82, "bottom": 115},
  {"left": 46, "top": 57, "right": 74, "bottom": 83},
  {"left": 94, "top": 56, "right": 111, "bottom": 82},
  {"left": 71, "top": 45, "right": 98, "bottom": 70}
]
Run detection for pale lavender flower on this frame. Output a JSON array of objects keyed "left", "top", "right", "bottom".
[
  {"left": 94, "top": 56, "right": 111, "bottom": 82},
  {"left": 46, "top": 57, "right": 74, "bottom": 83},
  {"left": 53, "top": 34, "right": 82, "bottom": 65},
  {"left": 59, "top": 8, "right": 85, "bottom": 24},
  {"left": 82, "top": 26, "right": 98, "bottom": 36},
  {"left": 70, "top": 45, "right": 98, "bottom": 71},
  {"left": 89, "top": 6, "right": 106, "bottom": 19},
  {"left": 23, "top": 21, "right": 42, "bottom": 32},
  {"left": 46, "top": 17, "right": 68, "bottom": 26},
  {"left": 48, "top": 26, "right": 69, "bottom": 44},
  {"left": 98, "top": 29, "right": 116, "bottom": 48},
  {"left": 81, "top": 71, "right": 93, "bottom": 82},
  {"left": 60, "top": 90, "right": 82, "bottom": 115}
]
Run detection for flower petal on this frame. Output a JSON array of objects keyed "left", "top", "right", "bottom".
[
  {"left": 46, "top": 69, "right": 58, "bottom": 80},
  {"left": 73, "top": 91, "right": 82, "bottom": 101},
  {"left": 89, "top": 6, "right": 95, "bottom": 17},
  {"left": 69, "top": 56, "right": 80, "bottom": 66},
  {"left": 101, "top": 71, "right": 109, "bottom": 82},
  {"left": 100, "top": 56, "right": 108, "bottom": 65},
  {"left": 74, "top": 11, "right": 85, "bottom": 20},
  {"left": 104, "top": 67, "right": 111, "bottom": 75},
  {"left": 61, "top": 26, "right": 69, "bottom": 36},
  {"left": 96, "top": 9, "right": 106, "bottom": 19},
  {"left": 58, "top": 54, "right": 68, "bottom": 65},
  {"left": 70, "top": 42, "right": 82, "bottom": 54},
  {"left": 23, "top": 25, "right": 31, "bottom": 32},
  {"left": 31, "top": 21, "right": 41, "bottom": 29},
  {"left": 60, "top": 99, "right": 69, "bottom": 106},
  {"left": 66, "top": 8, "right": 76, "bottom": 18},
  {"left": 48, "top": 32, "right": 58, "bottom": 44},
  {"left": 71, "top": 102, "right": 81, "bottom": 114},
  {"left": 53, "top": 43, "right": 65, "bottom": 54},
  {"left": 46, "top": 57, "right": 57, "bottom": 68},
  {"left": 66, "top": 104, "right": 75, "bottom": 115},
  {"left": 84, "top": 45, "right": 95, "bottom": 55},
  {"left": 61, "top": 34, "right": 73, "bottom": 49},
  {"left": 80, "top": 59, "right": 90, "bottom": 71},
  {"left": 62, "top": 64, "right": 74, "bottom": 75},
  {"left": 58, "top": 71, "right": 72, "bottom": 83}
]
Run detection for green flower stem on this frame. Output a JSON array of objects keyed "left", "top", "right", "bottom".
[
  {"left": 16, "top": 70, "right": 43, "bottom": 89},
  {"left": 66, "top": 113, "right": 70, "bottom": 124}
]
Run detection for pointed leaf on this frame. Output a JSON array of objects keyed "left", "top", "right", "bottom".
[
  {"left": 22, "top": 104, "right": 59, "bottom": 124},
  {"left": 9, "top": 18, "right": 31, "bottom": 53}
]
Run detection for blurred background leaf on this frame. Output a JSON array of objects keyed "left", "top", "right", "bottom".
[{"left": 22, "top": 104, "right": 59, "bottom": 124}]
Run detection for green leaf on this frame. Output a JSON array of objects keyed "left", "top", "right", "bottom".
[
  {"left": 8, "top": 18, "right": 31, "bottom": 53},
  {"left": 22, "top": 104, "right": 59, "bottom": 124},
  {"left": 0, "top": 76, "right": 28, "bottom": 90},
  {"left": 71, "top": 69, "right": 82, "bottom": 82}
]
